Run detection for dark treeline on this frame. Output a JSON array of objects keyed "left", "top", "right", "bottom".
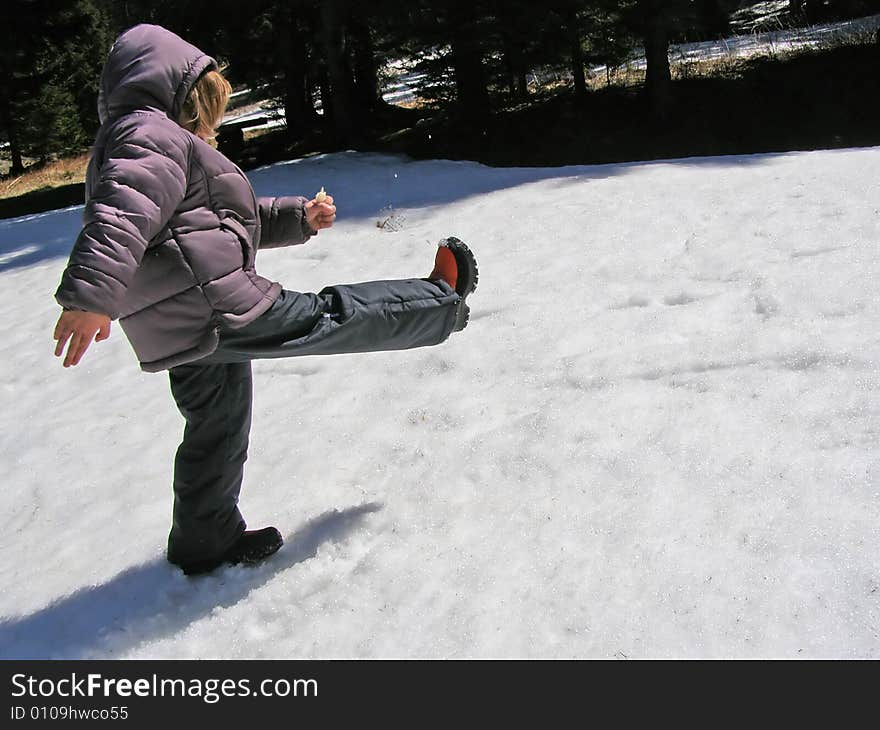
[{"left": 2, "top": 0, "right": 880, "bottom": 175}]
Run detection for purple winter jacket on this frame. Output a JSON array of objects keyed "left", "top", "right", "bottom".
[{"left": 55, "top": 24, "right": 314, "bottom": 372}]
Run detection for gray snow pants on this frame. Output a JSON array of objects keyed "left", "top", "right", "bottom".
[{"left": 166, "top": 278, "right": 459, "bottom": 566}]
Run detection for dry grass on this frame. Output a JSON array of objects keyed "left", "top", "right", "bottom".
[
  {"left": 583, "top": 53, "right": 756, "bottom": 91},
  {"left": 587, "top": 66, "right": 646, "bottom": 90},
  {"left": 0, "top": 152, "right": 90, "bottom": 200}
]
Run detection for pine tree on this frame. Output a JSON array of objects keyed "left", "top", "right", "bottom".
[
  {"left": 0, "top": 0, "right": 109, "bottom": 175},
  {"left": 618, "top": 0, "right": 737, "bottom": 120},
  {"left": 582, "top": 0, "right": 637, "bottom": 87}
]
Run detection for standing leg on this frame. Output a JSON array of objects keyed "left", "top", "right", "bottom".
[{"left": 166, "top": 361, "right": 252, "bottom": 567}]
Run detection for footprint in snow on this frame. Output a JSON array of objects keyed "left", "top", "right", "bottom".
[
  {"left": 663, "top": 293, "right": 698, "bottom": 306},
  {"left": 609, "top": 295, "right": 651, "bottom": 310}
]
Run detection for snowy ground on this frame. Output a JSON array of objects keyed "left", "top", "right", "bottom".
[
  {"left": 668, "top": 11, "right": 880, "bottom": 67},
  {"left": 0, "top": 148, "right": 878, "bottom": 659}
]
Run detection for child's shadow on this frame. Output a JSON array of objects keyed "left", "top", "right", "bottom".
[{"left": 0, "top": 503, "right": 383, "bottom": 659}]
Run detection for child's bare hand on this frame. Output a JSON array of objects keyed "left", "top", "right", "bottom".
[
  {"left": 53, "top": 310, "right": 112, "bottom": 367},
  {"left": 305, "top": 194, "right": 336, "bottom": 231}
]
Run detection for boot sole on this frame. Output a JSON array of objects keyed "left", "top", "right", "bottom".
[
  {"left": 440, "top": 237, "right": 478, "bottom": 297},
  {"left": 440, "top": 237, "right": 478, "bottom": 332}
]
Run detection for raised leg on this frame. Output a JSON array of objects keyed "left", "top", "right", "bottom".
[{"left": 203, "top": 277, "right": 461, "bottom": 363}]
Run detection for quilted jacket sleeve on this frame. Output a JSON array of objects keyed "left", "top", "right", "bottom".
[
  {"left": 257, "top": 195, "right": 316, "bottom": 250},
  {"left": 55, "top": 119, "right": 191, "bottom": 319}
]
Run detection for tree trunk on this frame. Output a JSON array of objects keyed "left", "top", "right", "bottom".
[
  {"left": 283, "top": 72, "right": 309, "bottom": 138},
  {"left": 505, "top": 59, "right": 529, "bottom": 102},
  {"left": 570, "top": 27, "right": 587, "bottom": 96},
  {"left": 448, "top": 3, "right": 489, "bottom": 123},
  {"left": 450, "top": 34, "right": 489, "bottom": 121},
  {"left": 9, "top": 135, "right": 24, "bottom": 176},
  {"left": 280, "top": 14, "right": 312, "bottom": 137},
  {"left": 516, "top": 72, "right": 528, "bottom": 101},
  {"left": 303, "top": 65, "right": 321, "bottom": 127},
  {"left": 503, "top": 44, "right": 516, "bottom": 99},
  {"left": 0, "top": 98, "right": 24, "bottom": 175},
  {"left": 317, "top": 66, "right": 333, "bottom": 130},
  {"left": 642, "top": 0, "right": 671, "bottom": 120},
  {"left": 501, "top": 29, "right": 528, "bottom": 103},
  {"left": 347, "top": 10, "right": 380, "bottom": 115},
  {"left": 319, "top": 0, "right": 356, "bottom": 145}
]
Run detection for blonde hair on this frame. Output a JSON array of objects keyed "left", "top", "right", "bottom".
[{"left": 179, "top": 68, "right": 232, "bottom": 141}]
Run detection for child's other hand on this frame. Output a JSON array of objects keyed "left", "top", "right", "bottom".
[
  {"left": 305, "top": 195, "right": 336, "bottom": 232},
  {"left": 53, "top": 310, "right": 112, "bottom": 367}
]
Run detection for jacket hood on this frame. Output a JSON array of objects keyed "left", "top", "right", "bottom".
[{"left": 98, "top": 24, "right": 216, "bottom": 124}]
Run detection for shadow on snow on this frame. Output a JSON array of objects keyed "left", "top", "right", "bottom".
[
  {"left": 0, "top": 150, "right": 791, "bottom": 275},
  {"left": 0, "top": 502, "right": 383, "bottom": 659}
]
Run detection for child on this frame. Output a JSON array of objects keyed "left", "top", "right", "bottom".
[{"left": 52, "top": 25, "right": 478, "bottom": 576}]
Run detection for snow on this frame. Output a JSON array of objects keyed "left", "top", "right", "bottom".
[
  {"left": 381, "top": 13, "right": 880, "bottom": 103},
  {"left": 382, "top": 71, "right": 429, "bottom": 106},
  {"left": 603, "top": 12, "right": 880, "bottom": 75},
  {"left": 0, "top": 148, "right": 878, "bottom": 659},
  {"left": 668, "top": 13, "right": 880, "bottom": 66},
  {"left": 222, "top": 107, "right": 285, "bottom": 127}
]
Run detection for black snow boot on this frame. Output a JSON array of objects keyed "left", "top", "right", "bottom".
[
  {"left": 429, "top": 237, "right": 478, "bottom": 331},
  {"left": 179, "top": 527, "right": 284, "bottom": 576}
]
